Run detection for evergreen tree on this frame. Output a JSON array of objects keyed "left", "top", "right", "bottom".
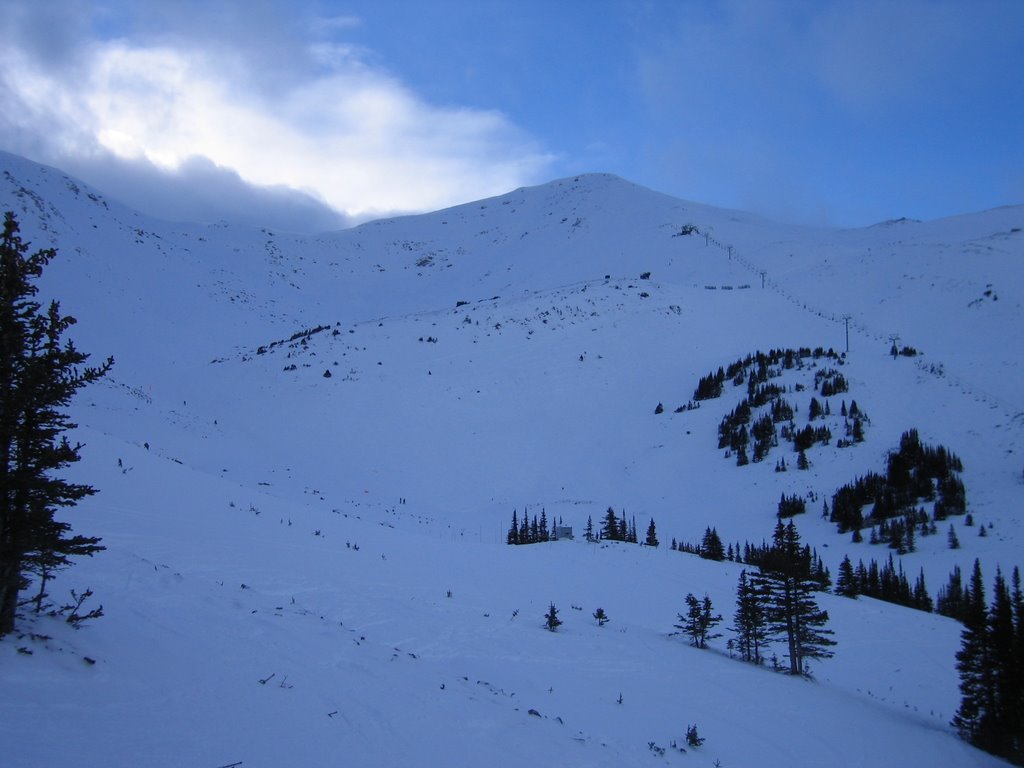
[
  {"left": 763, "top": 521, "right": 836, "bottom": 674},
  {"left": 685, "top": 723, "right": 705, "bottom": 747},
  {"left": 851, "top": 415, "right": 865, "bottom": 443},
  {"left": 699, "top": 526, "right": 725, "bottom": 561},
  {"left": 953, "top": 564, "right": 1024, "bottom": 763},
  {"left": 645, "top": 518, "right": 659, "bottom": 547},
  {"left": 937, "top": 565, "right": 966, "bottom": 621},
  {"left": 983, "top": 568, "right": 1017, "bottom": 758},
  {"left": 600, "top": 507, "right": 617, "bottom": 540},
  {"left": 0, "top": 213, "right": 112, "bottom": 636},
  {"left": 593, "top": 607, "right": 609, "bottom": 626},
  {"left": 890, "top": 522, "right": 905, "bottom": 554},
  {"left": 507, "top": 509, "right": 519, "bottom": 545},
  {"left": 732, "top": 569, "right": 770, "bottom": 664},
  {"left": 835, "top": 555, "right": 858, "bottom": 598},
  {"left": 699, "top": 594, "right": 723, "bottom": 646},
  {"left": 808, "top": 397, "right": 822, "bottom": 420},
  {"left": 953, "top": 560, "right": 988, "bottom": 744},
  {"left": 912, "top": 568, "right": 933, "bottom": 612},
  {"left": 544, "top": 602, "right": 562, "bottom": 632},
  {"left": 676, "top": 592, "right": 721, "bottom": 648},
  {"left": 736, "top": 444, "right": 749, "bottom": 466},
  {"left": 584, "top": 515, "right": 594, "bottom": 542},
  {"left": 1010, "top": 567, "right": 1024, "bottom": 764},
  {"left": 517, "top": 508, "right": 529, "bottom": 544}
]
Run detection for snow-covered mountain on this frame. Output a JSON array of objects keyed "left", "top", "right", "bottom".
[{"left": 1, "top": 149, "right": 1021, "bottom": 767}]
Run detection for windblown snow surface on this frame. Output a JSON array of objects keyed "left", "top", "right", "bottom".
[{"left": 1, "top": 150, "right": 1022, "bottom": 767}]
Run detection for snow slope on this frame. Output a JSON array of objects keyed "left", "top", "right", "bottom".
[{"left": 0, "top": 150, "right": 1021, "bottom": 766}]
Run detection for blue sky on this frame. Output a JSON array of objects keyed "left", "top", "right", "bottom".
[{"left": 2, "top": 0, "right": 1022, "bottom": 231}]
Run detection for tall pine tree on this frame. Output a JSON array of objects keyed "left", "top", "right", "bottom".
[
  {"left": 601, "top": 507, "right": 619, "bottom": 541},
  {"left": 645, "top": 518, "right": 659, "bottom": 547},
  {"left": 954, "top": 563, "right": 1024, "bottom": 763},
  {"left": 732, "top": 569, "right": 770, "bottom": 664},
  {"left": 953, "top": 559, "right": 989, "bottom": 746},
  {"left": 762, "top": 520, "right": 836, "bottom": 675},
  {"left": 0, "top": 213, "right": 112, "bottom": 636}
]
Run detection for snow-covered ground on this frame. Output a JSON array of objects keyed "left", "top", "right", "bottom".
[{"left": 1, "top": 150, "right": 1021, "bottom": 766}]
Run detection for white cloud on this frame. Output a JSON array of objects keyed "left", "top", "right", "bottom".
[{"left": 0, "top": 5, "right": 554, "bottom": 229}]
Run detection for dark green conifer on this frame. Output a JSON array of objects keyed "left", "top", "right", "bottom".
[
  {"left": 544, "top": 602, "right": 562, "bottom": 632},
  {"left": 835, "top": 555, "right": 858, "bottom": 598},
  {"left": 0, "top": 213, "right": 112, "bottom": 636},
  {"left": 676, "top": 593, "right": 721, "bottom": 648},
  {"left": 732, "top": 569, "right": 770, "bottom": 664},
  {"left": 699, "top": 527, "right": 725, "bottom": 561},
  {"left": 762, "top": 521, "right": 836, "bottom": 674},
  {"left": 645, "top": 518, "right": 659, "bottom": 547}
]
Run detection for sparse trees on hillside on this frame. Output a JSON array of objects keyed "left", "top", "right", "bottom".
[
  {"left": 0, "top": 213, "right": 112, "bottom": 636},
  {"left": 506, "top": 507, "right": 551, "bottom": 545}
]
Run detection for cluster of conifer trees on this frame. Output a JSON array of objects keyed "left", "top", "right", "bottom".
[
  {"left": 696, "top": 347, "right": 859, "bottom": 467},
  {"left": 669, "top": 521, "right": 835, "bottom": 676},
  {"left": 694, "top": 347, "right": 841, "bottom": 403},
  {"left": 776, "top": 494, "right": 806, "bottom": 518},
  {"left": 671, "top": 526, "right": 725, "bottom": 559},
  {"left": 951, "top": 561, "right": 1024, "bottom": 765},
  {"left": 728, "top": 521, "right": 836, "bottom": 675},
  {"left": 672, "top": 525, "right": 832, "bottom": 594},
  {"left": 507, "top": 506, "right": 659, "bottom": 547},
  {"left": 596, "top": 506, "right": 637, "bottom": 543},
  {"left": 830, "top": 429, "right": 965, "bottom": 534},
  {"left": 814, "top": 368, "right": 848, "bottom": 397},
  {"left": 506, "top": 508, "right": 562, "bottom": 545},
  {"left": 835, "top": 554, "right": 933, "bottom": 611}
]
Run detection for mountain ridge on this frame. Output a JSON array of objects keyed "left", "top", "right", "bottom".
[{"left": 0, "top": 149, "right": 1021, "bottom": 767}]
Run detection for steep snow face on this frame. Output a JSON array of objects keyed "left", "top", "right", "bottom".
[{"left": 0, "top": 151, "right": 1021, "bottom": 767}]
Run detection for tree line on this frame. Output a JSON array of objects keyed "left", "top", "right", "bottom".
[{"left": 508, "top": 506, "right": 659, "bottom": 547}]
